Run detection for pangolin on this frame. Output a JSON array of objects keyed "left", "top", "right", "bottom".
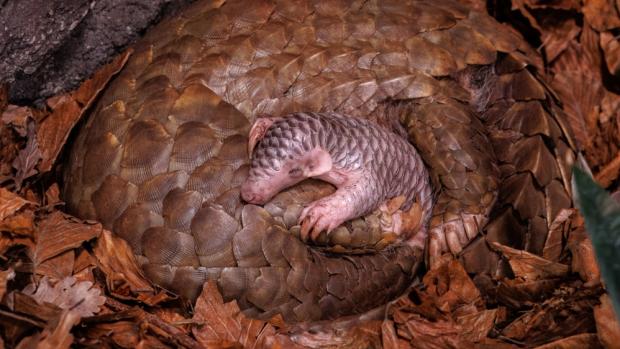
[
  {"left": 241, "top": 112, "right": 433, "bottom": 246},
  {"left": 63, "top": 0, "right": 578, "bottom": 323}
]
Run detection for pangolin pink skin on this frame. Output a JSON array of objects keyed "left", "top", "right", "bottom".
[{"left": 240, "top": 112, "right": 433, "bottom": 245}]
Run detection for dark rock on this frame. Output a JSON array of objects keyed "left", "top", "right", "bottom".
[{"left": 0, "top": 0, "right": 195, "bottom": 104}]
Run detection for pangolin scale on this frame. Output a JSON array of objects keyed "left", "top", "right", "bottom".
[{"left": 64, "top": 0, "right": 577, "bottom": 322}]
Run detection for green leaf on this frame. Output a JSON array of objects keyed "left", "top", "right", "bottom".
[{"left": 573, "top": 167, "right": 620, "bottom": 318}]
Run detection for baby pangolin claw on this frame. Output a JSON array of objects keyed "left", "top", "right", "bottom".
[{"left": 298, "top": 198, "right": 350, "bottom": 242}]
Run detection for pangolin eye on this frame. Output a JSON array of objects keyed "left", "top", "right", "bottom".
[{"left": 288, "top": 167, "right": 303, "bottom": 177}]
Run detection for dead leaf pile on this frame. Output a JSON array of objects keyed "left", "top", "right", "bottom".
[
  {"left": 492, "top": 0, "right": 620, "bottom": 189},
  {"left": 0, "top": 3, "right": 619, "bottom": 348}
]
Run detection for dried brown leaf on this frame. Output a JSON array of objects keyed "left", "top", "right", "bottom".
[
  {"left": 594, "top": 294, "right": 620, "bottom": 349},
  {"left": 595, "top": 152, "right": 620, "bottom": 188},
  {"left": 514, "top": 0, "right": 580, "bottom": 10},
  {"left": 43, "top": 183, "right": 60, "bottom": 206},
  {"left": 35, "top": 96, "right": 82, "bottom": 173},
  {"left": 192, "top": 281, "right": 279, "bottom": 348},
  {"left": 0, "top": 187, "right": 35, "bottom": 221},
  {"left": 36, "top": 311, "right": 81, "bottom": 349},
  {"left": 92, "top": 230, "right": 155, "bottom": 299},
  {"left": 192, "top": 281, "right": 302, "bottom": 349},
  {"left": 601, "top": 31, "right": 620, "bottom": 76},
  {"left": 582, "top": 0, "right": 620, "bottom": 31},
  {"left": 532, "top": 333, "right": 601, "bottom": 349},
  {"left": 1, "top": 105, "right": 32, "bottom": 137},
  {"left": 0, "top": 210, "right": 36, "bottom": 236},
  {"left": 550, "top": 25, "right": 603, "bottom": 152},
  {"left": 568, "top": 230, "right": 601, "bottom": 286},
  {"left": 35, "top": 250, "right": 75, "bottom": 280},
  {"left": 501, "top": 287, "right": 599, "bottom": 345},
  {"left": 456, "top": 309, "right": 499, "bottom": 343},
  {"left": 491, "top": 242, "right": 569, "bottom": 281},
  {"left": 12, "top": 122, "right": 41, "bottom": 190},
  {"left": 540, "top": 17, "right": 581, "bottom": 62},
  {"left": 393, "top": 312, "right": 473, "bottom": 349},
  {"left": 510, "top": 0, "right": 543, "bottom": 32},
  {"left": 23, "top": 276, "right": 105, "bottom": 317},
  {"left": 85, "top": 321, "right": 140, "bottom": 348},
  {"left": 423, "top": 254, "right": 483, "bottom": 314},
  {"left": 382, "top": 320, "right": 410, "bottom": 349},
  {"left": 0, "top": 234, "right": 35, "bottom": 257},
  {"left": 542, "top": 209, "right": 574, "bottom": 262},
  {"left": 35, "top": 212, "right": 101, "bottom": 265},
  {"left": 289, "top": 319, "right": 383, "bottom": 348},
  {"left": 0, "top": 268, "right": 15, "bottom": 301},
  {"left": 12, "top": 291, "right": 63, "bottom": 323},
  {"left": 496, "top": 278, "right": 561, "bottom": 308}
]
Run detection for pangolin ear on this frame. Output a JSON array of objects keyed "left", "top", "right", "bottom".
[
  {"left": 303, "top": 148, "right": 333, "bottom": 177},
  {"left": 248, "top": 117, "right": 279, "bottom": 156}
]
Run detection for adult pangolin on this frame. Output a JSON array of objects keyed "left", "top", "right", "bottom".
[{"left": 64, "top": 0, "right": 578, "bottom": 322}]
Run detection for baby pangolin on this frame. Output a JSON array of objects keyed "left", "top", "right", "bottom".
[{"left": 240, "top": 112, "right": 433, "bottom": 246}]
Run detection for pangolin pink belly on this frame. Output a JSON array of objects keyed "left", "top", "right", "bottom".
[{"left": 63, "top": 0, "right": 577, "bottom": 322}]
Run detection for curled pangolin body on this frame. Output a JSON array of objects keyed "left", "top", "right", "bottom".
[
  {"left": 247, "top": 112, "right": 433, "bottom": 233},
  {"left": 63, "top": 0, "right": 577, "bottom": 322}
]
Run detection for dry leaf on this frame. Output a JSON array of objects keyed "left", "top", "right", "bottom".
[
  {"left": 35, "top": 250, "right": 75, "bottom": 280},
  {"left": 595, "top": 152, "right": 620, "bottom": 188},
  {"left": 0, "top": 268, "right": 15, "bottom": 301},
  {"left": 542, "top": 209, "right": 574, "bottom": 262},
  {"left": 601, "top": 31, "right": 620, "bottom": 76},
  {"left": 491, "top": 242, "right": 569, "bottom": 281},
  {"left": 568, "top": 230, "right": 601, "bottom": 286},
  {"left": 0, "top": 187, "right": 35, "bottom": 221},
  {"left": 43, "top": 183, "right": 60, "bottom": 206},
  {"left": 382, "top": 320, "right": 409, "bottom": 349},
  {"left": 0, "top": 209, "right": 36, "bottom": 236},
  {"left": 11, "top": 291, "right": 63, "bottom": 323},
  {"left": 501, "top": 287, "right": 599, "bottom": 346},
  {"left": 392, "top": 312, "right": 473, "bottom": 348},
  {"left": 423, "top": 254, "right": 483, "bottom": 314},
  {"left": 192, "top": 281, "right": 277, "bottom": 348},
  {"left": 35, "top": 212, "right": 101, "bottom": 265},
  {"left": 551, "top": 25, "right": 603, "bottom": 151},
  {"left": 1, "top": 105, "right": 32, "bottom": 137},
  {"left": 456, "top": 309, "right": 499, "bottom": 343},
  {"left": 540, "top": 17, "right": 581, "bottom": 62},
  {"left": 23, "top": 276, "right": 105, "bottom": 317},
  {"left": 582, "top": 0, "right": 620, "bottom": 31},
  {"left": 84, "top": 321, "right": 141, "bottom": 348},
  {"left": 36, "top": 97, "right": 82, "bottom": 173},
  {"left": 12, "top": 121, "right": 42, "bottom": 190},
  {"left": 288, "top": 319, "right": 383, "bottom": 348},
  {"left": 36, "top": 311, "right": 81, "bottom": 349},
  {"left": 92, "top": 230, "right": 155, "bottom": 300},
  {"left": 533, "top": 333, "right": 601, "bottom": 349},
  {"left": 513, "top": 0, "right": 580, "bottom": 10},
  {"left": 594, "top": 294, "right": 620, "bottom": 349},
  {"left": 496, "top": 278, "right": 561, "bottom": 308}
]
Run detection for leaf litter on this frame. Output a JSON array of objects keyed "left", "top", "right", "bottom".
[{"left": 0, "top": 4, "right": 619, "bottom": 348}]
